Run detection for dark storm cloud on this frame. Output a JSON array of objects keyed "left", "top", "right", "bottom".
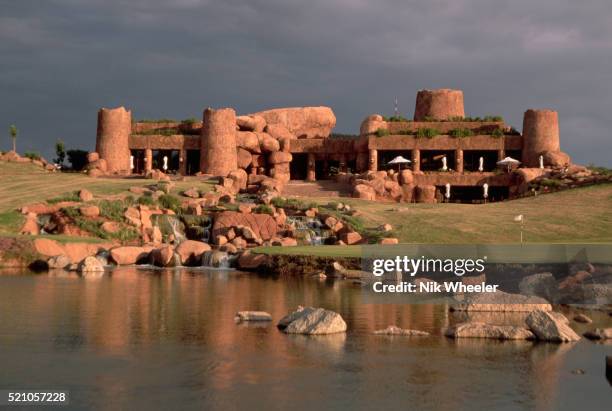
[{"left": 1, "top": 0, "right": 611, "bottom": 165}]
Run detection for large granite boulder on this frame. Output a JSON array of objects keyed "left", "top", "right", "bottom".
[
  {"left": 445, "top": 322, "right": 534, "bottom": 340},
  {"left": 583, "top": 328, "right": 612, "bottom": 340},
  {"left": 175, "top": 240, "right": 211, "bottom": 266},
  {"left": 450, "top": 291, "right": 552, "bottom": 312},
  {"left": 277, "top": 306, "right": 347, "bottom": 334},
  {"left": 525, "top": 310, "right": 580, "bottom": 342},
  {"left": 78, "top": 256, "right": 104, "bottom": 273},
  {"left": 252, "top": 107, "right": 336, "bottom": 139},
  {"left": 212, "top": 211, "right": 279, "bottom": 241},
  {"left": 110, "top": 246, "right": 150, "bottom": 265}
]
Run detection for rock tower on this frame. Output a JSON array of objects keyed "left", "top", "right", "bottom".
[
  {"left": 414, "top": 89, "right": 465, "bottom": 121},
  {"left": 200, "top": 108, "right": 238, "bottom": 175},
  {"left": 96, "top": 107, "right": 131, "bottom": 173},
  {"left": 521, "top": 109, "right": 561, "bottom": 167}
]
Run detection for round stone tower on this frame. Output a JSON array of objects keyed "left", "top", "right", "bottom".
[
  {"left": 521, "top": 109, "right": 560, "bottom": 167},
  {"left": 414, "top": 89, "right": 465, "bottom": 121},
  {"left": 96, "top": 107, "right": 131, "bottom": 173},
  {"left": 200, "top": 107, "right": 238, "bottom": 176}
]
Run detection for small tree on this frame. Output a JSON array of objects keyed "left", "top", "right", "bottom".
[
  {"left": 54, "top": 139, "right": 66, "bottom": 165},
  {"left": 66, "top": 149, "right": 89, "bottom": 171},
  {"left": 9, "top": 125, "right": 17, "bottom": 152}
]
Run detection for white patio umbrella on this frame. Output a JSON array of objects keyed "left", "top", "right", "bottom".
[
  {"left": 387, "top": 155, "right": 411, "bottom": 172},
  {"left": 496, "top": 156, "right": 521, "bottom": 172}
]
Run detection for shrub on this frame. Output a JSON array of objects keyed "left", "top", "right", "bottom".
[
  {"left": 483, "top": 115, "right": 504, "bottom": 122},
  {"left": 491, "top": 128, "right": 505, "bottom": 138},
  {"left": 254, "top": 205, "right": 274, "bottom": 215},
  {"left": 98, "top": 200, "right": 125, "bottom": 221},
  {"left": 376, "top": 128, "right": 390, "bottom": 137},
  {"left": 47, "top": 191, "right": 80, "bottom": 204},
  {"left": 383, "top": 115, "right": 410, "bottom": 122},
  {"left": 158, "top": 194, "right": 182, "bottom": 213},
  {"left": 449, "top": 128, "right": 474, "bottom": 138},
  {"left": 181, "top": 118, "right": 198, "bottom": 125},
  {"left": 416, "top": 128, "right": 440, "bottom": 138},
  {"left": 24, "top": 151, "right": 41, "bottom": 160},
  {"left": 66, "top": 149, "right": 89, "bottom": 171},
  {"left": 137, "top": 195, "right": 156, "bottom": 206}
]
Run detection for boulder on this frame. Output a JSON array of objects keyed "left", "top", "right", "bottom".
[
  {"left": 236, "top": 115, "right": 266, "bottom": 132},
  {"left": 48, "top": 254, "right": 71, "bottom": 269},
  {"left": 79, "top": 189, "right": 93, "bottom": 202},
  {"left": 257, "top": 132, "right": 280, "bottom": 152},
  {"left": 573, "top": 313, "right": 592, "bottom": 323},
  {"left": 78, "top": 256, "right": 104, "bottom": 273},
  {"left": 234, "top": 311, "right": 272, "bottom": 322},
  {"left": 583, "top": 328, "right": 612, "bottom": 340},
  {"left": 268, "top": 151, "right": 292, "bottom": 165},
  {"left": 183, "top": 188, "right": 200, "bottom": 199},
  {"left": 353, "top": 184, "right": 376, "bottom": 200},
  {"left": 33, "top": 238, "right": 65, "bottom": 257},
  {"left": 265, "top": 123, "right": 294, "bottom": 141},
  {"left": 237, "top": 148, "right": 253, "bottom": 169},
  {"left": 110, "top": 246, "right": 150, "bottom": 265},
  {"left": 277, "top": 306, "right": 347, "bottom": 334},
  {"left": 399, "top": 169, "right": 414, "bottom": 185},
  {"left": 416, "top": 185, "right": 437, "bottom": 204},
  {"left": 151, "top": 245, "right": 176, "bottom": 267},
  {"left": 101, "top": 221, "right": 121, "bottom": 234},
  {"left": 228, "top": 168, "right": 248, "bottom": 192},
  {"left": 175, "top": 240, "right": 211, "bottom": 266},
  {"left": 236, "top": 131, "right": 261, "bottom": 153},
  {"left": 212, "top": 211, "right": 279, "bottom": 241},
  {"left": 445, "top": 322, "right": 534, "bottom": 340},
  {"left": 87, "top": 152, "right": 99, "bottom": 163},
  {"left": 271, "top": 237, "right": 298, "bottom": 246},
  {"left": 518, "top": 272, "right": 557, "bottom": 302},
  {"left": 340, "top": 231, "right": 362, "bottom": 245},
  {"left": 379, "top": 238, "right": 399, "bottom": 245},
  {"left": 525, "top": 310, "right": 580, "bottom": 342},
  {"left": 252, "top": 107, "right": 336, "bottom": 139},
  {"left": 124, "top": 207, "right": 141, "bottom": 227},
  {"left": 79, "top": 205, "right": 100, "bottom": 218},
  {"left": 450, "top": 291, "right": 552, "bottom": 312},
  {"left": 237, "top": 252, "right": 268, "bottom": 270},
  {"left": 543, "top": 150, "right": 571, "bottom": 167},
  {"left": 373, "top": 326, "right": 429, "bottom": 336},
  {"left": 360, "top": 115, "right": 387, "bottom": 135},
  {"left": 20, "top": 212, "right": 39, "bottom": 235}
]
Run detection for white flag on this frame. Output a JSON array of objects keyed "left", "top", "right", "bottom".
[{"left": 514, "top": 214, "right": 523, "bottom": 222}]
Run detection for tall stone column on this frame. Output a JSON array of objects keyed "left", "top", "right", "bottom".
[
  {"left": 145, "top": 149, "right": 153, "bottom": 173},
  {"left": 356, "top": 152, "right": 368, "bottom": 172},
  {"left": 307, "top": 153, "right": 316, "bottom": 181},
  {"left": 455, "top": 149, "right": 464, "bottom": 173},
  {"left": 200, "top": 108, "right": 238, "bottom": 176},
  {"left": 414, "top": 89, "right": 465, "bottom": 121},
  {"left": 412, "top": 149, "right": 420, "bottom": 172},
  {"left": 96, "top": 106, "right": 131, "bottom": 173},
  {"left": 521, "top": 109, "right": 560, "bottom": 167},
  {"left": 369, "top": 149, "right": 378, "bottom": 172},
  {"left": 498, "top": 149, "right": 505, "bottom": 161}
]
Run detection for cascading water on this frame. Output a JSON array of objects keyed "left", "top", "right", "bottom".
[
  {"left": 286, "top": 216, "right": 331, "bottom": 245},
  {"left": 201, "top": 250, "right": 232, "bottom": 268},
  {"left": 152, "top": 214, "right": 186, "bottom": 243}
]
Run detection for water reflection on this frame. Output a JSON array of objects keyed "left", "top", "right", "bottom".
[{"left": 0, "top": 267, "right": 610, "bottom": 411}]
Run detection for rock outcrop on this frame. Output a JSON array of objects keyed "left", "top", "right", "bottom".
[
  {"left": 445, "top": 322, "right": 535, "bottom": 340},
  {"left": 450, "top": 291, "right": 552, "bottom": 312},
  {"left": 252, "top": 107, "right": 336, "bottom": 139},
  {"left": 525, "top": 310, "right": 580, "bottom": 342}
]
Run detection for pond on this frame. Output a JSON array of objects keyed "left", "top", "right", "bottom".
[{"left": 0, "top": 267, "right": 610, "bottom": 410}]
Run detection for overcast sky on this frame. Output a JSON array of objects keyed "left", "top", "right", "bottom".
[{"left": 1, "top": 0, "right": 611, "bottom": 165}]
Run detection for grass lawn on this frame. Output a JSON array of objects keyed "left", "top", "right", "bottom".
[{"left": 0, "top": 161, "right": 215, "bottom": 238}]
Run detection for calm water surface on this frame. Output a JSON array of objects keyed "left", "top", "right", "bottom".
[{"left": 0, "top": 267, "right": 610, "bottom": 411}]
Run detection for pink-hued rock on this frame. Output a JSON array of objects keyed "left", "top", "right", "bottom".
[
  {"left": 257, "top": 132, "right": 280, "bottom": 152},
  {"left": 212, "top": 211, "right": 279, "bottom": 241},
  {"left": 151, "top": 245, "right": 175, "bottom": 267},
  {"left": 175, "top": 240, "right": 211, "bottom": 266},
  {"left": 87, "top": 152, "right": 100, "bottom": 163},
  {"left": 236, "top": 131, "right": 261, "bottom": 153},
  {"left": 237, "top": 148, "right": 253, "bottom": 169},
  {"left": 252, "top": 107, "right": 336, "bottom": 139},
  {"left": 268, "top": 151, "right": 292, "bottom": 165},
  {"left": 79, "top": 205, "right": 100, "bottom": 217},
  {"left": 110, "top": 246, "right": 151, "bottom": 265},
  {"left": 379, "top": 238, "right": 399, "bottom": 245},
  {"left": 340, "top": 231, "right": 362, "bottom": 245},
  {"left": 353, "top": 184, "right": 376, "bottom": 200},
  {"left": 236, "top": 115, "right": 266, "bottom": 132},
  {"left": 20, "top": 212, "right": 39, "bottom": 235},
  {"left": 79, "top": 189, "right": 94, "bottom": 202}
]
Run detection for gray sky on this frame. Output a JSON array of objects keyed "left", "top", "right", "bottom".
[{"left": 1, "top": 0, "right": 611, "bottom": 165}]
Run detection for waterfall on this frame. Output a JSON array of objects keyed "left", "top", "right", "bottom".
[
  {"left": 201, "top": 250, "right": 232, "bottom": 268},
  {"left": 286, "top": 216, "right": 331, "bottom": 246},
  {"left": 152, "top": 214, "right": 186, "bottom": 243}
]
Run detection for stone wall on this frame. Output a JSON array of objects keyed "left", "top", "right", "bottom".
[
  {"left": 96, "top": 107, "right": 131, "bottom": 173},
  {"left": 201, "top": 108, "right": 238, "bottom": 176},
  {"left": 367, "top": 135, "right": 521, "bottom": 151},
  {"left": 129, "top": 134, "right": 200, "bottom": 150}
]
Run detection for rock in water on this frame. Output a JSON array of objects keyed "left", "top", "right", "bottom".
[
  {"left": 277, "top": 307, "right": 347, "bottom": 335},
  {"left": 234, "top": 311, "right": 272, "bottom": 322},
  {"left": 78, "top": 256, "right": 104, "bottom": 273},
  {"left": 583, "top": 328, "right": 612, "bottom": 340},
  {"left": 450, "top": 291, "right": 552, "bottom": 312},
  {"left": 444, "top": 322, "right": 534, "bottom": 340},
  {"left": 525, "top": 310, "right": 580, "bottom": 342},
  {"left": 373, "top": 325, "right": 429, "bottom": 336},
  {"left": 573, "top": 313, "right": 592, "bottom": 323}
]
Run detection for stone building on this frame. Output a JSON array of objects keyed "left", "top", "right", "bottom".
[{"left": 94, "top": 88, "right": 571, "bottom": 202}]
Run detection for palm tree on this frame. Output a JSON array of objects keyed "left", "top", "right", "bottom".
[{"left": 9, "top": 125, "right": 17, "bottom": 153}]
